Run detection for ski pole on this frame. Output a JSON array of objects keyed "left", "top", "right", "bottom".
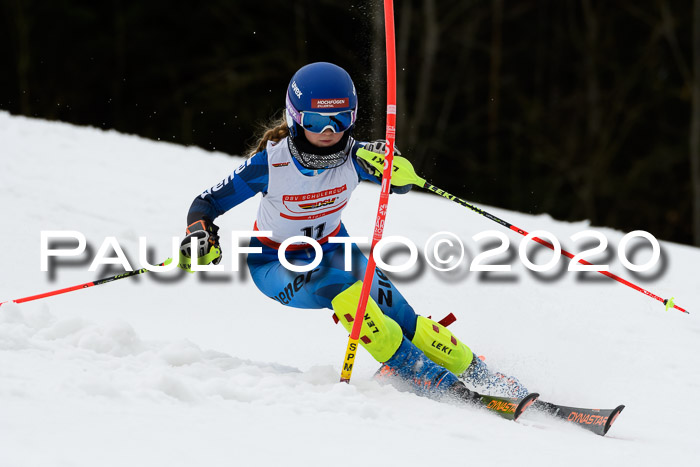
[
  {"left": 339, "top": 0, "right": 398, "bottom": 383},
  {"left": 355, "top": 149, "right": 689, "bottom": 314},
  {"left": 0, "top": 258, "right": 172, "bottom": 307}
]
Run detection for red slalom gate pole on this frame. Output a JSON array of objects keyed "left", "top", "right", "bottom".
[{"left": 339, "top": 0, "right": 397, "bottom": 383}]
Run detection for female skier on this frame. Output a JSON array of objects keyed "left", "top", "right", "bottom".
[{"left": 178, "top": 62, "right": 528, "bottom": 402}]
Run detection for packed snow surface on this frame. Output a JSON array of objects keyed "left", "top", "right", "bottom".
[{"left": 1, "top": 111, "right": 698, "bottom": 466}]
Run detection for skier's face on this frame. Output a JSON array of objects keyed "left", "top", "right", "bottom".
[{"left": 304, "top": 128, "right": 344, "bottom": 148}]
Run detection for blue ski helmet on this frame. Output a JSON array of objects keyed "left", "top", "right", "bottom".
[{"left": 285, "top": 62, "right": 358, "bottom": 138}]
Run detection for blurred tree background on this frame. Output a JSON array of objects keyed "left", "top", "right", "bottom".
[{"left": 2, "top": 0, "right": 699, "bottom": 246}]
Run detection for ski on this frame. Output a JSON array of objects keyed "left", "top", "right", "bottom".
[
  {"left": 532, "top": 399, "right": 625, "bottom": 436},
  {"left": 478, "top": 392, "right": 540, "bottom": 421}
]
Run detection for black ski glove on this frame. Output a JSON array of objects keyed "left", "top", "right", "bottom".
[{"left": 178, "top": 218, "right": 222, "bottom": 271}]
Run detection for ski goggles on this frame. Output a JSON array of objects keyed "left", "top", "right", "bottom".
[{"left": 286, "top": 94, "right": 356, "bottom": 134}]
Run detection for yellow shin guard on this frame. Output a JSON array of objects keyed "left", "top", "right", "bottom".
[
  {"left": 411, "top": 316, "right": 473, "bottom": 375},
  {"left": 332, "top": 281, "right": 404, "bottom": 363}
]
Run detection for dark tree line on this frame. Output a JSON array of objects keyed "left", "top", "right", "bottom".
[{"left": 2, "top": 0, "right": 699, "bottom": 246}]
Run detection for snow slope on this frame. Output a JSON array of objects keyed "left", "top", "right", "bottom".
[{"left": 1, "top": 111, "right": 699, "bottom": 466}]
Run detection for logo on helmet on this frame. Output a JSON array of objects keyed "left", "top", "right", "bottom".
[
  {"left": 312, "top": 98, "right": 349, "bottom": 109},
  {"left": 291, "top": 81, "right": 303, "bottom": 98}
]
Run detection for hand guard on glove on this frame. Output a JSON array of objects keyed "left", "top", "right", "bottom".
[
  {"left": 358, "top": 139, "right": 401, "bottom": 177},
  {"left": 178, "top": 218, "right": 222, "bottom": 271},
  {"left": 362, "top": 139, "right": 402, "bottom": 157},
  {"left": 358, "top": 140, "right": 411, "bottom": 194}
]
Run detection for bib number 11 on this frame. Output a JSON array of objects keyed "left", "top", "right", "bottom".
[{"left": 301, "top": 222, "right": 326, "bottom": 240}]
